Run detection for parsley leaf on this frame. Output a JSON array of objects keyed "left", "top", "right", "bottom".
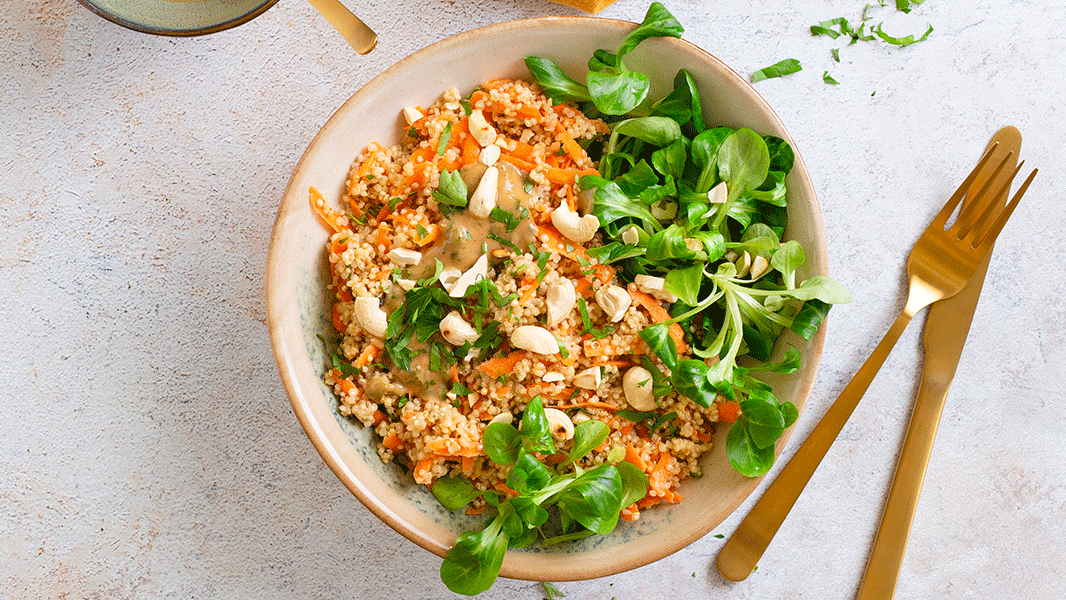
[{"left": 751, "top": 59, "right": 802, "bottom": 82}]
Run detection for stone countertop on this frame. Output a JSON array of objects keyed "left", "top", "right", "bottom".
[{"left": 3, "top": 1, "right": 1064, "bottom": 598}]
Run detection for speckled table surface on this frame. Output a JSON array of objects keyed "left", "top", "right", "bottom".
[{"left": 3, "top": 1, "right": 1065, "bottom": 598}]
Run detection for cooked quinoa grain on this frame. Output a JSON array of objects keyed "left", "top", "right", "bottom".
[{"left": 312, "top": 78, "right": 723, "bottom": 519}]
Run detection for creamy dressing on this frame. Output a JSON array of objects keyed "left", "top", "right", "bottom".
[{"left": 381, "top": 161, "right": 535, "bottom": 403}]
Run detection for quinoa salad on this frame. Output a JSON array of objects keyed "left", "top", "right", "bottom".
[{"left": 311, "top": 78, "right": 722, "bottom": 520}]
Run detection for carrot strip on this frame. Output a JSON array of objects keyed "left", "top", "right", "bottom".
[
  {"left": 354, "top": 344, "right": 380, "bottom": 368},
  {"left": 478, "top": 350, "right": 528, "bottom": 379},
  {"left": 414, "top": 458, "right": 435, "bottom": 482},
  {"left": 383, "top": 432, "right": 404, "bottom": 452},
  {"left": 465, "top": 503, "right": 488, "bottom": 516},
  {"left": 629, "top": 287, "right": 688, "bottom": 354},
  {"left": 717, "top": 400, "right": 742, "bottom": 423},
  {"left": 309, "top": 186, "right": 348, "bottom": 233},
  {"left": 372, "top": 410, "right": 387, "bottom": 425},
  {"left": 535, "top": 225, "right": 613, "bottom": 283},
  {"left": 623, "top": 443, "right": 648, "bottom": 472},
  {"left": 331, "top": 304, "right": 346, "bottom": 333}
]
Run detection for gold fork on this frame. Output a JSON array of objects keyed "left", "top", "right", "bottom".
[{"left": 717, "top": 144, "right": 1037, "bottom": 582}]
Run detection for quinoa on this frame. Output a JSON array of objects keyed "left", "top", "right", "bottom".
[{"left": 313, "top": 78, "right": 722, "bottom": 519}]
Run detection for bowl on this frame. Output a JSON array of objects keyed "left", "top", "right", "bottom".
[
  {"left": 77, "top": 0, "right": 278, "bottom": 36},
  {"left": 267, "top": 15, "right": 828, "bottom": 583}
]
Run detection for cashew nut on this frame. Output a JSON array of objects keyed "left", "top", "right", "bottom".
[
  {"left": 572, "top": 367, "right": 602, "bottom": 391},
  {"left": 622, "top": 366, "right": 656, "bottom": 411},
  {"left": 621, "top": 226, "right": 640, "bottom": 245},
  {"left": 707, "top": 181, "right": 728, "bottom": 204},
  {"left": 468, "top": 109, "right": 497, "bottom": 147},
  {"left": 510, "top": 325, "right": 558, "bottom": 355},
  {"left": 543, "top": 407, "right": 575, "bottom": 440},
  {"left": 448, "top": 254, "right": 488, "bottom": 298},
  {"left": 386, "top": 248, "right": 422, "bottom": 266},
  {"left": 650, "top": 200, "right": 677, "bottom": 220},
  {"left": 489, "top": 411, "right": 514, "bottom": 425},
  {"left": 595, "top": 284, "right": 632, "bottom": 323},
  {"left": 402, "top": 106, "right": 424, "bottom": 126},
  {"left": 542, "top": 372, "right": 565, "bottom": 382},
  {"left": 635, "top": 274, "right": 678, "bottom": 303},
  {"left": 468, "top": 166, "right": 499, "bottom": 218},
  {"left": 440, "top": 311, "right": 479, "bottom": 346},
  {"left": 353, "top": 297, "right": 388, "bottom": 338},
  {"left": 750, "top": 254, "right": 770, "bottom": 280},
  {"left": 439, "top": 267, "right": 462, "bottom": 289},
  {"left": 550, "top": 203, "right": 599, "bottom": 243},
  {"left": 546, "top": 280, "right": 576, "bottom": 327},
  {"left": 478, "top": 144, "right": 501, "bottom": 167},
  {"left": 735, "top": 250, "right": 752, "bottom": 278}
]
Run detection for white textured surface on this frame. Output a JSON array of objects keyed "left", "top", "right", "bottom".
[{"left": 2, "top": 1, "right": 1065, "bottom": 598}]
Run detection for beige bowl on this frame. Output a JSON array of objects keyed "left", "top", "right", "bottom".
[{"left": 267, "top": 16, "right": 827, "bottom": 583}]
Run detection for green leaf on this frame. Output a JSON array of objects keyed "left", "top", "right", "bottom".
[
  {"left": 561, "top": 419, "right": 610, "bottom": 467},
  {"left": 638, "top": 323, "right": 678, "bottom": 371},
  {"left": 671, "top": 359, "right": 717, "bottom": 407},
  {"left": 726, "top": 418, "right": 776, "bottom": 477},
  {"left": 432, "top": 475, "right": 482, "bottom": 510},
  {"left": 555, "top": 465, "right": 624, "bottom": 535},
  {"left": 612, "top": 116, "right": 682, "bottom": 147},
  {"left": 716, "top": 129, "right": 770, "bottom": 202},
  {"left": 771, "top": 240, "right": 805, "bottom": 289},
  {"left": 823, "top": 71, "right": 840, "bottom": 85},
  {"left": 752, "top": 59, "right": 802, "bottom": 82},
  {"left": 523, "top": 57, "right": 592, "bottom": 103},
  {"left": 520, "top": 396, "right": 555, "bottom": 455},
  {"left": 786, "top": 276, "right": 853, "bottom": 304},
  {"left": 615, "top": 459, "right": 650, "bottom": 508},
  {"left": 646, "top": 224, "right": 696, "bottom": 262},
  {"left": 616, "top": 2, "right": 684, "bottom": 58},
  {"left": 587, "top": 71, "right": 651, "bottom": 116},
  {"left": 587, "top": 179, "right": 660, "bottom": 233},
  {"left": 746, "top": 345, "right": 803, "bottom": 374},
  {"left": 482, "top": 422, "right": 521, "bottom": 465},
  {"left": 790, "top": 299, "right": 832, "bottom": 341},
  {"left": 437, "top": 121, "right": 453, "bottom": 155},
  {"left": 440, "top": 517, "right": 508, "bottom": 596},
  {"left": 664, "top": 263, "right": 704, "bottom": 306},
  {"left": 506, "top": 451, "right": 553, "bottom": 495}
]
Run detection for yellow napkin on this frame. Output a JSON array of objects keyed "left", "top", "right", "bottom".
[{"left": 549, "top": 0, "right": 618, "bottom": 14}]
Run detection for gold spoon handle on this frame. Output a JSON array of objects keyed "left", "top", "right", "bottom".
[
  {"left": 717, "top": 307, "right": 919, "bottom": 581},
  {"left": 306, "top": 0, "right": 377, "bottom": 55}
]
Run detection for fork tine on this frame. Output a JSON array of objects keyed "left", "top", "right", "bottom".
[
  {"left": 954, "top": 150, "right": 1016, "bottom": 238},
  {"left": 930, "top": 143, "right": 999, "bottom": 230},
  {"left": 963, "top": 160, "right": 1024, "bottom": 241},
  {"left": 972, "top": 168, "right": 1037, "bottom": 250}
]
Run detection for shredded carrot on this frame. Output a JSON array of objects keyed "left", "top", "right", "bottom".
[
  {"left": 355, "top": 142, "right": 381, "bottom": 179},
  {"left": 498, "top": 154, "right": 598, "bottom": 186},
  {"left": 465, "top": 503, "right": 488, "bottom": 516},
  {"left": 623, "top": 443, "right": 648, "bottom": 472},
  {"left": 309, "top": 186, "right": 348, "bottom": 233},
  {"left": 519, "top": 283, "right": 537, "bottom": 304},
  {"left": 461, "top": 455, "right": 475, "bottom": 474},
  {"left": 332, "top": 373, "right": 356, "bottom": 396},
  {"left": 383, "top": 432, "right": 404, "bottom": 452},
  {"left": 460, "top": 132, "right": 481, "bottom": 165},
  {"left": 331, "top": 304, "right": 346, "bottom": 333},
  {"left": 717, "top": 400, "right": 742, "bottom": 423},
  {"left": 502, "top": 138, "right": 536, "bottom": 162},
  {"left": 354, "top": 344, "right": 380, "bottom": 368},
  {"left": 545, "top": 400, "right": 619, "bottom": 412},
  {"left": 374, "top": 223, "right": 392, "bottom": 251},
  {"left": 414, "top": 458, "right": 435, "bottom": 481},
  {"left": 629, "top": 287, "right": 688, "bottom": 354},
  {"left": 648, "top": 453, "right": 674, "bottom": 497},
  {"left": 620, "top": 503, "right": 641, "bottom": 522},
  {"left": 478, "top": 350, "right": 528, "bottom": 379},
  {"left": 535, "top": 225, "right": 613, "bottom": 283},
  {"left": 372, "top": 410, "right": 387, "bottom": 425}
]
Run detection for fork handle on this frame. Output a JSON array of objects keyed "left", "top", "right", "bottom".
[{"left": 717, "top": 307, "right": 918, "bottom": 582}]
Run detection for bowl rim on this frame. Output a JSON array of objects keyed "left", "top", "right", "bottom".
[
  {"left": 267, "top": 14, "right": 828, "bottom": 582},
  {"left": 76, "top": 0, "right": 279, "bottom": 37}
]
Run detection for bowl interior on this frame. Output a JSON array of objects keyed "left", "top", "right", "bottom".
[
  {"left": 78, "top": 0, "right": 278, "bottom": 36},
  {"left": 267, "top": 16, "right": 827, "bottom": 582}
]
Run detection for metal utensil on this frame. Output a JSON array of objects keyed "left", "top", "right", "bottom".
[
  {"left": 307, "top": 0, "right": 377, "bottom": 55},
  {"left": 717, "top": 141, "right": 1037, "bottom": 582},
  {"left": 855, "top": 126, "right": 1022, "bottom": 599}
]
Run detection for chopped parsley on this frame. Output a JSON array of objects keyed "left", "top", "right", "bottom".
[{"left": 751, "top": 58, "right": 802, "bottom": 82}]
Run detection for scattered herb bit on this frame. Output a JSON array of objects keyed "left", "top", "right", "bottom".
[
  {"left": 714, "top": 533, "right": 725, "bottom": 538},
  {"left": 751, "top": 58, "right": 802, "bottom": 82},
  {"left": 540, "top": 581, "right": 565, "bottom": 600},
  {"left": 823, "top": 71, "right": 840, "bottom": 85},
  {"left": 437, "top": 121, "right": 453, "bottom": 155},
  {"left": 831, "top": 48, "right": 840, "bottom": 62},
  {"left": 433, "top": 170, "right": 468, "bottom": 214}
]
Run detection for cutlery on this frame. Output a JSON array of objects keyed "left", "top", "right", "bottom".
[
  {"left": 307, "top": 0, "right": 378, "bottom": 55},
  {"left": 855, "top": 126, "right": 1021, "bottom": 599},
  {"left": 717, "top": 138, "right": 1037, "bottom": 582}
]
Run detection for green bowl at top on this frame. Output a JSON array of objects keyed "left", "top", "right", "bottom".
[{"left": 77, "top": 0, "right": 279, "bottom": 36}]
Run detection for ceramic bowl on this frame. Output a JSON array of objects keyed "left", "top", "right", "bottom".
[
  {"left": 77, "top": 0, "right": 278, "bottom": 36},
  {"left": 267, "top": 15, "right": 828, "bottom": 583}
]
